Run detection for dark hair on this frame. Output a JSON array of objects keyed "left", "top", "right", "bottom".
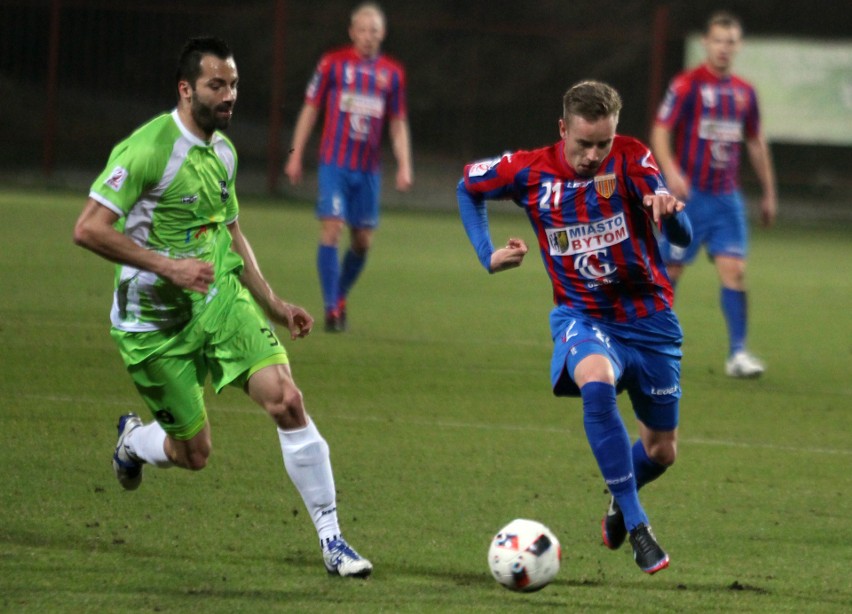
[
  {"left": 562, "top": 80, "right": 623, "bottom": 122},
  {"left": 705, "top": 10, "right": 742, "bottom": 34},
  {"left": 176, "top": 36, "right": 233, "bottom": 87}
]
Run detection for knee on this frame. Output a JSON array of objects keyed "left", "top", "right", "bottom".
[
  {"left": 718, "top": 259, "right": 747, "bottom": 288},
  {"left": 320, "top": 219, "right": 345, "bottom": 244},
  {"left": 351, "top": 229, "right": 373, "bottom": 253},
  {"left": 165, "top": 432, "right": 211, "bottom": 471},
  {"left": 185, "top": 450, "right": 210, "bottom": 471},
  {"left": 267, "top": 387, "right": 307, "bottom": 429},
  {"left": 647, "top": 440, "right": 677, "bottom": 467},
  {"left": 171, "top": 444, "right": 211, "bottom": 471}
]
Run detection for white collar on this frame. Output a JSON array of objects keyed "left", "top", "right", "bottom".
[{"left": 171, "top": 109, "right": 218, "bottom": 147}]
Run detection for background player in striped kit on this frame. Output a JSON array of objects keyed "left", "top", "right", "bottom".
[
  {"left": 285, "top": 2, "right": 413, "bottom": 332},
  {"left": 73, "top": 36, "right": 372, "bottom": 578},
  {"left": 651, "top": 11, "right": 777, "bottom": 378},
  {"left": 457, "top": 81, "right": 692, "bottom": 575}
]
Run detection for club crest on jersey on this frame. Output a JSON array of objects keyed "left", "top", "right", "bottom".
[
  {"left": 105, "top": 166, "right": 129, "bottom": 192},
  {"left": 376, "top": 69, "right": 389, "bottom": 90},
  {"left": 219, "top": 180, "right": 229, "bottom": 202},
  {"left": 594, "top": 173, "right": 617, "bottom": 199},
  {"left": 733, "top": 87, "right": 750, "bottom": 113}
]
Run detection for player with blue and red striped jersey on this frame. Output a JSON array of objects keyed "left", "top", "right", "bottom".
[
  {"left": 285, "top": 2, "right": 413, "bottom": 332},
  {"left": 458, "top": 81, "right": 692, "bottom": 575},
  {"left": 651, "top": 11, "right": 777, "bottom": 378},
  {"left": 308, "top": 46, "right": 406, "bottom": 173}
]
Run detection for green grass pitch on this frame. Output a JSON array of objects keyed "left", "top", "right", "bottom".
[{"left": 0, "top": 188, "right": 849, "bottom": 612}]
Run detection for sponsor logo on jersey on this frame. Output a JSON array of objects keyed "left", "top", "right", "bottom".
[
  {"left": 575, "top": 249, "right": 617, "bottom": 281},
  {"left": 594, "top": 173, "right": 617, "bottom": 199},
  {"left": 185, "top": 225, "right": 209, "bottom": 243},
  {"left": 181, "top": 194, "right": 199, "bottom": 204},
  {"left": 698, "top": 118, "right": 743, "bottom": 143},
  {"left": 339, "top": 92, "right": 385, "bottom": 118},
  {"left": 219, "top": 180, "right": 229, "bottom": 202},
  {"left": 105, "top": 166, "right": 128, "bottom": 191},
  {"left": 545, "top": 212, "right": 628, "bottom": 256},
  {"left": 349, "top": 114, "right": 371, "bottom": 140}
]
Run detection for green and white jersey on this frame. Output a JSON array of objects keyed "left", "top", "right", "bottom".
[{"left": 89, "top": 110, "right": 243, "bottom": 332}]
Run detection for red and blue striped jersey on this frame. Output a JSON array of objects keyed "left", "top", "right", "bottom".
[
  {"left": 462, "top": 137, "right": 675, "bottom": 322},
  {"left": 305, "top": 46, "right": 407, "bottom": 172},
  {"left": 655, "top": 64, "right": 760, "bottom": 194}
]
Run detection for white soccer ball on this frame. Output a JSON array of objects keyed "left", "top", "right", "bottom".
[{"left": 488, "top": 518, "right": 561, "bottom": 592}]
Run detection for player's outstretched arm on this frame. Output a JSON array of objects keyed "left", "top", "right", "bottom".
[
  {"left": 457, "top": 180, "right": 497, "bottom": 271},
  {"left": 227, "top": 219, "right": 313, "bottom": 339}
]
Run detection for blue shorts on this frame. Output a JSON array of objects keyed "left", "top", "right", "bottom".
[
  {"left": 661, "top": 189, "right": 747, "bottom": 264},
  {"left": 549, "top": 307, "right": 683, "bottom": 430},
  {"left": 317, "top": 163, "right": 381, "bottom": 228}
]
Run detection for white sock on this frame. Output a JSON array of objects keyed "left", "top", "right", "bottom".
[
  {"left": 278, "top": 419, "right": 341, "bottom": 546},
  {"left": 126, "top": 421, "right": 173, "bottom": 468}
]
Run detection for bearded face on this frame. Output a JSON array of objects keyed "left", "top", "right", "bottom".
[
  {"left": 182, "top": 54, "right": 238, "bottom": 138},
  {"left": 190, "top": 88, "right": 234, "bottom": 133}
]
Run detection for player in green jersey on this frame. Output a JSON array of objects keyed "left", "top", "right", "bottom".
[{"left": 73, "top": 37, "right": 372, "bottom": 578}]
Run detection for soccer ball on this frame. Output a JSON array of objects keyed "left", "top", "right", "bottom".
[{"left": 488, "top": 518, "right": 561, "bottom": 592}]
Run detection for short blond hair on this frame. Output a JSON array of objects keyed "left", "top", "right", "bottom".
[
  {"left": 562, "top": 80, "right": 623, "bottom": 123},
  {"left": 351, "top": 2, "right": 385, "bottom": 26}
]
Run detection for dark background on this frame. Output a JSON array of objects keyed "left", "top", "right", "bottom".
[{"left": 3, "top": 0, "right": 851, "bottom": 207}]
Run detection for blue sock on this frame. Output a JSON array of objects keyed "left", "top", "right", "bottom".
[
  {"left": 632, "top": 439, "right": 667, "bottom": 489},
  {"left": 581, "top": 382, "right": 648, "bottom": 531},
  {"left": 339, "top": 248, "right": 366, "bottom": 303},
  {"left": 317, "top": 245, "right": 339, "bottom": 313},
  {"left": 721, "top": 287, "right": 747, "bottom": 355}
]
